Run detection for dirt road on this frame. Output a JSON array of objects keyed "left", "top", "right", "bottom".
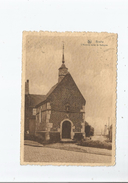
[{"left": 24, "top": 143, "right": 112, "bottom": 163}]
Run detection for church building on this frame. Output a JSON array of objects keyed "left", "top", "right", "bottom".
[{"left": 34, "top": 45, "right": 86, "bottom": 141}]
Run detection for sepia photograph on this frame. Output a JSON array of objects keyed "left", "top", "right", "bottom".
[
  {"left": 21, "top": 31, "right": 117, "bottom": 165},
  {"left": 1, "top": 0, "right": 128, "bottom": 181}
]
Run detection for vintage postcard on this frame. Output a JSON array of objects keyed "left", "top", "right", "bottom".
[{"left": 21, "top": 31, "right": 117, "bottom": 165}]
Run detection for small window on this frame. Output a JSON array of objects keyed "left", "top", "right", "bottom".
[
  {"left": 65, "top": 103, "right": 70, "bottom": 112},
  {"left": 33, "top": 108, "right": 36, "bottom": 115}
]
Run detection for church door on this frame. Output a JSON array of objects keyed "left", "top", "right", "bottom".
[{"left": 62, "top": 121, "right": 71, "bottom": 139}]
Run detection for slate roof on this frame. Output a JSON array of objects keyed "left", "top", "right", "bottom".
[
  {"left": 45, "top": 83, "right": 58, "bottom": 99},
  {"left": 35, "top": 72, "right": 86, "bottom": 108},
  {"left": 26, "top": 94, "right": 46, "bottom": 107},
  {"left": 35, "top": 73, "right": 69, "bottom": 107}
]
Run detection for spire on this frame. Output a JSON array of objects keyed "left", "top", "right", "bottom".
[
  {"left": 58, "top": 43, "right": 68, "bottom": 82},
  {"left": 62, "top": 42, "right": 65, "bottom": 64}
]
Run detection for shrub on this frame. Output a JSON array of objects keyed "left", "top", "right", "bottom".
[
  {"left": 35, "top": 134, "right": 45, "bottom": 144},
  {"left": 74, "top": 133, "right": 84, "bottom": 141},
  {"left": 49, "top": 132, "right": 60, "bottom": 143},
  {"left": 24, "top": 134, "right": 36, "bottom": 141},
  {"left": 77, "top": 139, "right": 112, "bottom": 150}
]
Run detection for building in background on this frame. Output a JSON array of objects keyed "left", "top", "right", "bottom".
[
  {"left": 24, "top": 80, "right": 45, "bottom": 136},
  {"left": 108, "top": 124, "right": 112, "bottom": 142}
]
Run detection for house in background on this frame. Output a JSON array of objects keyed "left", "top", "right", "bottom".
[
  {"left": 24, "top": 80, "right": 45, "bottom": 135},
  {"left": 108, "top": 124, "right": 112, "bottom": 142},
  {"left": 25, "top": 45, "right": 86, "bottom": 142}
]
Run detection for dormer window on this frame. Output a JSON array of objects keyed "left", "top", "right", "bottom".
[{"left": 65, "top": 103, "right": 70, "bottom": 112}]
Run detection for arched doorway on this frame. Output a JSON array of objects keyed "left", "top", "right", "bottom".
[{"left": 62, "top": 121, "right": 71, "bottom": 139}]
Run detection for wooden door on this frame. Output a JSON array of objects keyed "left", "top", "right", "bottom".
[{"left": 62, "top": 121, "right": 71, "bottom": 139}]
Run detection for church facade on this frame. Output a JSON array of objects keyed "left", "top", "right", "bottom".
[{"left": 34, "top": 46, "right": 86, "bottom": 141}]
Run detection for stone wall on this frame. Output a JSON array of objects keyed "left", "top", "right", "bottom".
[
  {"left": 35, "top": 73, "right": 86, "bottom": 141},
  {"left": 47, "top": 74, "right": 86, "bottom": 138}
]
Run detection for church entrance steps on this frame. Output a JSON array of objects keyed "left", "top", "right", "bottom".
[{"left": 60, "top": 139, "right": 76, "bottom": 143}]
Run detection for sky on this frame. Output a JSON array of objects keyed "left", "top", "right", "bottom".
[{"left": 25, "top": 32, "right": 117, "bottom": 134}]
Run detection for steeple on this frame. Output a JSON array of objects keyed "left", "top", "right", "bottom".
[{"left": 58, "top": 43, "right": 68, "bottom": 82}]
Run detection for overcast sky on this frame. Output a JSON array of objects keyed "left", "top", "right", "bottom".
[{"left": 25, "top": 32, "right": 117, "bottom": 134}]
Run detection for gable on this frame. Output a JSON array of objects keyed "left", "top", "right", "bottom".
[
  {"left": 26, "top": 94, "right": 46, "bottom": 107},
  {"left": 47, "top": 73, "right": 86, "bottom": 105},
  {"left": 36, "top": 73, "right": 86, "bottom": 107}
]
